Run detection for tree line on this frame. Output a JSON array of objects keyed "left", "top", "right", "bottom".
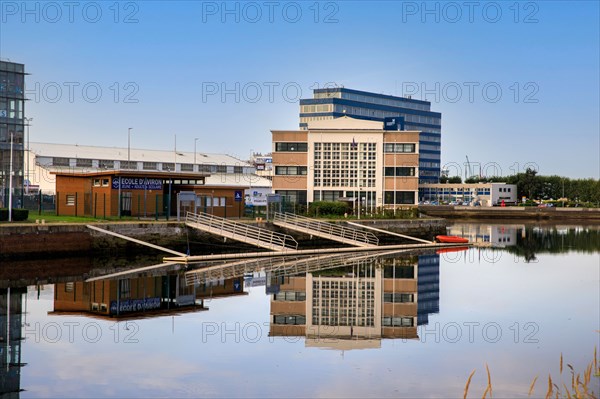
[{"left": 441, "top": 168, "right": 599, "bottom": 205}]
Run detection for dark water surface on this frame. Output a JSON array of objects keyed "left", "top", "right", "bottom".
[{"left": 2, "top": 222, "right": 599, "bottom": 398}]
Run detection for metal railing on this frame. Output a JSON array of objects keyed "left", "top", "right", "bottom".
[
  {"left": 273, "top": 212, "right": 379, "bottom": 247},
  {"left": 185, "top": 212, "right": 298, "bottom": 251}
]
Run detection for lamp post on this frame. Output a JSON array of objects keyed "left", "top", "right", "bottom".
[
  {"left": 24, "top": 117, "right": 33, "bottom": 191},
  {"left": 8, "top": 132, "right": 14, "bottom": 221},
  {"left": 194, "top": 138, "right": 199, "bottom": 166},
  {"left": 128, "top": 128, "right": 132, "bottom": 166}
]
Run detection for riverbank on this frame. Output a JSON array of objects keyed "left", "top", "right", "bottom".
[
  {"left": 418, "top": 205, "right": 600, "bottom": 220},
  {"left": 0, "top": 218, "right": 448, "bottom": 259}
]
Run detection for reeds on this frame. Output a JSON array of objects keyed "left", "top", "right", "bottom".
[{"left": 463, "top": 347, "right": 599, "bottom": 399}]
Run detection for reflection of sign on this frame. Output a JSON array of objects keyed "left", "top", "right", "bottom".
[
  {"left": 0, "top": 110, "right": 7, "bottom": 118},
  {"left": 233, "top": 279, "right": 242, "bottom": 292},
  {"left": 256, "top": 164, "right": 265, "bottom": 170},
  {"left": 265, "top": 158, "right": 272, "bottom": 163},
  {"left": 234, "top": 190, "right": 243, "bottom": 202},
  {"left": 176, "top": 295, "right": 195, "bottom": 306},
  {"left": 112, "top": 177, "right": 163, "bottom": 190},
  {"left": 110, "top": 297, "right": 161, "bottom": 314}
]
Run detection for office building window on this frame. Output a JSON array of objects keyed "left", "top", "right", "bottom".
[
  {"left": 384, "top": 143, "right": 416, "bottom": 153},
  {"left": 384, "top": 191, "right": 415, "bottom": 205},
  {"left": 76, "top": 158, "right": 92, "bottom": 167},
  {"left": 121, "top": 161, "right": 137, "bottom": 170},
  {"left": 382, "top": 317, "right": 414, "bottom": 327},
  {"left": 273, "top": 315, "right": 306, "bottom": 325},
  {"left": 52, "top": 157, "right": 70, "bottom": 167},
  {"left": 143, "top": 162, "right": 157, "bottom": 170},
  {"left": 383, "top": 293, "right": 414, "bottom": 303},
  {"left": 162, "top": 163, "right": 175, "bottom": 171},
  {"left": 275, "top": 166, "right": 308, "bottom": 175},
  {"left": 234, "top": 166, "right": 243, "bottom": 174},
  {"left": 384, "top": 167, "right": 416, "bottom": 177},
  {"left": 181, "top": 163, "right": 194, "bottom": 172},
  {"left": 275, "top": 190, "right": 307, "bottom": 204},
  {"left": 99, "top": 159, "right": 114, "bottom": 169},
  {"left": 275, "top": 142, "right": 308, "bottom": 152}
]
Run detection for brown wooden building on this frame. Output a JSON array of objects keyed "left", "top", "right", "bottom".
[{"left": 53, "top": 170, "right": 249, "bottom": 218}]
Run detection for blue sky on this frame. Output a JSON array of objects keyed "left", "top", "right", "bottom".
[{"left": 1, "top": 1, "right": 598, "bottom": 178}]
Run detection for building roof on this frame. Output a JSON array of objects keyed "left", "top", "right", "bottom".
[
  {"left": 307, "top": 116, "right": 384, "bottom": 130},
  {"left": 30, "top": 142, "right": 251, "bottom": 166}
]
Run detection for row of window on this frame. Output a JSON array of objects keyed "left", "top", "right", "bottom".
[
  {"left": 93, "top": 178, "right": 110, "bottom": 187},
  {"left": 300, "top": 104, "right": 333, "bottom": 113},
  {"left": 275, "top": 142, "right": 308, "bottom": 152},
  {"left": 275, "top": 166, "right": 308, "bottom": 176},
  {"left": 384, "top": 143, "right": 416, "bottom": 153},
  {"left": 274, "top": 291, "right": 306, "bottom": 301},
  {"left": 315, "top": 179, "right": 376, "bottom": 188},
  {"left": 384, "top": 167, "right": 416, "bottom": 177},
  {"left": 271, "top": 315, "right": 415, "bottom": 327},
  {"left": 383, "top": 293, "right": 414, "bottom": 303},
  {"left": 275, "top": 142, "right": 420, "bottom": 154},
  {"left": 384, "top": 191, "right": 416, "bottom": 205},
  {"left": 50, "top": 157, "right": 242, "bottom": 173}
]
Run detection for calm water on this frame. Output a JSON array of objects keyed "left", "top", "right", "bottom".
[{"left": 2, "top": 222, "right": 599, "bottom": 398}]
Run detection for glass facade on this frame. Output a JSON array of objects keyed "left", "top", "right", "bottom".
[
  {"left": 299, "top": 88, "right": 442, "bottom": 184},
  {"left": 0, "top": 61, "right": 26, "bottom": 208}
]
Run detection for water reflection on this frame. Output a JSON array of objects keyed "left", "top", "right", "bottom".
[
  {"left": 1, "top": 222, "right": 598, "bottom": 397},
  {"left": 448, "top": 222, "right": 600, "bottom": 262},
  {"left": 1, "top": 287, "right": 26, "bottom": 397}
]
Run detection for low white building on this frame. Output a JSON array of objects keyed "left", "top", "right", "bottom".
[
  {"left": 418, "top": 182, "right": 517, "bottom": 206},
  {"left": 26, "top": 142, "right": 258, "bottom": 194}
]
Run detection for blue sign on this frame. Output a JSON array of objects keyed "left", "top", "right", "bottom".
[
  {"left": 110, "top": 297, "right": 161, "bottom": 314},
  {"left": 233, "top": 279, "right": 242, "bottom": 292},
  {"left": 112, "top": 177, "right": 163, "bottom": 190},
  {"left": 234, "top": 190, "right": 243, "bottom": 202}
]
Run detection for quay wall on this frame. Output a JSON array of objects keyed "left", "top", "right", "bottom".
[{"left": 0, "top": 218, "right": 448, "bottom": 259}]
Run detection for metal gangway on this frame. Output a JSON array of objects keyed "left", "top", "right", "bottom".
[
  {"left": 185, "top": 212, "right": 298, "bottom": 252},
  {"left": 272, "top": 212, "right": 379, "bottom": 247},
  {"left": 184, "top": 250, "right": 401, "bottom": 287}
]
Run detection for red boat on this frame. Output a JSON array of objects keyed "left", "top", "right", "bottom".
[{"left": 435, "top": 235, "right": 469, "bottom": 244}]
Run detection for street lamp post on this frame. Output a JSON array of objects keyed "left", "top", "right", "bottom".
[
  {"left": 8, "top": 132, "right": 14, "bottom": 221},
  {"left": 194, "top": 138, "right": 199, "bottom": 167},
  {"left": 128, "top": 128, "right": 132, "bottom": 166},
  {"left": 24, "top": 117, "right": 32, "bottom": 191}
]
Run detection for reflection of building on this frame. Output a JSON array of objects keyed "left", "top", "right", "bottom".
[
  {"left": 448, "top": 223, "right": 520, "bottom": 246},
  {"left": 0, "top": 60, "right": 27, "bottom": 208},
  {"left": 269, "top": 254, "right": 441, "bottom": 347},
  {"left": 419, "top": 183, "right": 517, "bottom": 206},
  {"left": 51, "top": 273, "right": 246, "bottom": 319},
  {"left": 52, "top": 274, "right": 205, "bottom": 318},
  {"left": 299, "top": 87, "right": 442, "bottom": 184},
  {"left": 417, "top": 254, "right": 440, "bottom": 325},
  {"left": 272, "top": 116, "right": 420, "bottom": 208},
  {"left": 0, "top": 287, "right": 26, "bottom": 397}
]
